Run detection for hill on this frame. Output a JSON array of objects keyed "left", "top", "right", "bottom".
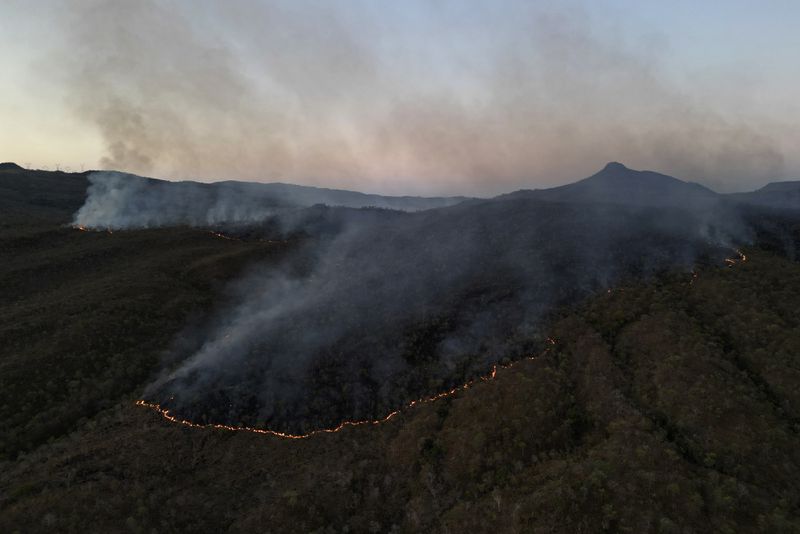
[
  {"left": 0, "top": 162, "right": 24, "bottom": 171},
  {"left": 1, "top": 164, "right": 800, "bottom": 532},
  {"left": 2, "top": 247, "right": 800, "bottom": 533},
  {"left": 0, "top": 166, "right": 309, "bottom": 456},
  {"left": 496, "top": 162, "right": 720, "bottom": 209},
  {"left": 72, "top": 170, "right": 471, "bottom": 229},
  {"left": 728, "top": 180, "right": 800, "bottom": 210},
  {"left": 141, "top": 179, "right": 744, "bottom": 435},
  {"left": 0, "top": 167, "right": 88, "bottom": 221}
]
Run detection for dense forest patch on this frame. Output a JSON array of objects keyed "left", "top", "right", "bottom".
[
  {"left": 2, "top": 167, "right": 800, "bottom": 532},
  {"left": 2, "top": 249, "right": 800, "bottom": 533}
]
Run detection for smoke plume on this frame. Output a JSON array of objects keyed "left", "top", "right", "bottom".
[
  {"left": 121, "top": 168, "right": 752, "bottom": 432},
  {"left": 72, "top": 171, "right": 469, "bottom": 229},
  {"left": 52, "top": 0, "right": 790, "bottom": 195}
]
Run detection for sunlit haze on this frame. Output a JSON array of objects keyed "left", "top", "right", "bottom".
[{"left": 1, "top": 0, "right": 798, "bottom": 195}]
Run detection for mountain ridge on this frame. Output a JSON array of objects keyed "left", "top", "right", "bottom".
[
  {"left": 494, "top": 162, "right": 720, "bottom": 209},
  {"left": 2, "top": 161, "right": 800, "bottom": 532},
  {"left": 4, "top": 161, "right": 800, "bottom": 223}
]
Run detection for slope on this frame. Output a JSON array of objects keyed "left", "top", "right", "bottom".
[
  {"left": 0, "top": 167, "right": 303, "bottom": 458},
  {"left": 728, "top": 180, "right": 800, "bottom": 210},
  {"left": 497, "top": 162, "right": 720, "bottom": 209},
  {"left": 1, "top": 165, "right": 800, "bottom": 532},
  {"left": 1, "top": 249, "right": 799, "bottom": 533}
]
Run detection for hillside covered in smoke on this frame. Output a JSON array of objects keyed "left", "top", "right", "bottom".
[
  {"left": 72, "top": 171, "right": 468, "bottom": 229},
  {"left": 64, "top": 161, "right": 790, "bottom": 434},
  {"left": 3, "top": 163, "right": 800, "bottom": 533}
]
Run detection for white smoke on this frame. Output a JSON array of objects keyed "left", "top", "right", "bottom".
[{"left": 73, "top": 171, "right": 467, "bottom": 229}]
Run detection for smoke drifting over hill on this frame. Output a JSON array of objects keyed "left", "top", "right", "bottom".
[
  {"left": 84, "top": 164, "right": 752, "bottom": 433},
  {"left": 73, "top": 172, "right": 279, "bottom": 229},
  {"left": 52, "top": 1, "right": 789, "bottom": 194},
  {"left": 72, "top": 171, "right": 466, "bottom": 229}
]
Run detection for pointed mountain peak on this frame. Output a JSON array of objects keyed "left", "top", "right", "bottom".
[
  {"left": 497, "top": 162, "right": 718, "bottom": 208},
  {"left": 601, "top": 161, "right": 629, "bottom": 173}
]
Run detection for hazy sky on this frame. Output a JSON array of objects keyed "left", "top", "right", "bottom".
[{"left": 1, "top": 0, "right": 798, "bottom": 195}]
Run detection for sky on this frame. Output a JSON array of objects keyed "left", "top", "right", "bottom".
[{"left": 1, "top": 0, "right": 798, "bottom": 195}]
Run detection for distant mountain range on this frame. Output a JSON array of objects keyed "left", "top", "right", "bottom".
[
  {"left": 14, "top": 159, "right": 797, "bottom": 245},
  {"left": 5, "top": 226, "right": 800, "bottom": 531},
  {"left": 497, "top": 161, "right": 800, "bottom": 211},
  {"left": 727, "top": 180, "right": 800, "bottom": 210},
  {"left": 496, "top": 162, "right": 718, "bottom": 210},
  {"left": 0, "top": 162, "right": 800, "bottom": 218},
  {"left": 3, "top": 159, "right": 800, "bottom": 533},
  {"left": 204, "top": 179, "right": 473, "bottom": 211}
]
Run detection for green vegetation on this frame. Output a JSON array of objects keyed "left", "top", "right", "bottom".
[
  {"left": 1, "top": 168, "right": 800, "bottom": 532},
  {"left": 0, "top": 169, "right": 296, "bottom": 459},
  {"left": 3, "top": 248, "right": 800, "bottom": 532}
]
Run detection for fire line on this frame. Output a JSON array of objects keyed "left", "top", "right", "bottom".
[
  {"left": 135, "top": 339, "right": 557, "bottom": 440},
  {"left": 132, "top": 247, "right": 746, "bottom": 440}
]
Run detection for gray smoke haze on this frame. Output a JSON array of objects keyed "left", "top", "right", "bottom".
[
  {"left": 132, "top": 167, "right": 755, "bottom": 431},
  {"left": 52, "top": 0, "right": 789, "bottom": 195},
  {"left": 74, "top": 172, "right": 280, "bottom": 228},
  {"left": 51, "top": 0, "right": 798, "bottom": 432},
  {"left": 72, "top": 171, "right": 468, "bottom": 229}
]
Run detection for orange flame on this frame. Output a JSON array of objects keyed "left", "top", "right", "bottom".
[
  {"left": 73, "top": 225, "right": 113, "bottom": 234},
  {"left": 135, "top": 249, "right": 750, "bottom": 438},
  {"left": 724, "top": 248, "right": 747, "bottom": 266},
  {"left": 209, "top": 231, "right": 239, "bottom": 241},
  {"left": 136, "top": 343, "right": 556, "bottom": 439},
  {"left": 208, "top": 230, "right": 288, "bottom": 245}
]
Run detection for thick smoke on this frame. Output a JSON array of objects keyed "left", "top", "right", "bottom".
[
  {"left": 74, "top": 172, "right": 279, "bottom": 228},
  {"left": 73, "top": 171, "right": 467, "bottom": 229},
  {"left": 66, "top": 162, "right": 766, "bottom": 432},
  {"left": 52, "top": 0, "right": 789, "bottom": 195},
  {"left": 126, "top": 168, "right": 754, "bottom": 432}
]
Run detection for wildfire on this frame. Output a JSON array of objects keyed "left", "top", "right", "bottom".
[
  {"left": 135, "top": 250, "right": 752, "bottom": 439},
  {"left": 725, "top": 248, "right": 747, "bottom": 265},
  {"left": 725, "top": 249, "right": 747, "bottom": 266},
  {"left": 208, "top": 230, "right": 288, "bottom": 245},
  {"left": 691, "top": 248, "right": 747, "bottom": 286},
  {"left": 73, "top": 224, "right": 113, "bottom": 234},
  {"left": 136, "top": 342, "right": 557, "bottom": 439},
  {"left": 209, "top": 231, "right": 239, "bottom": 241}
]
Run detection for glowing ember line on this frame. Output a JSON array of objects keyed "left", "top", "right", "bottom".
[
  {"left": 136, "top": 343, "right": 557, "bottom": 439},
  {"left": 691, "top": 248, "right": 746, "bottom": 286},
  {"left": 208, "top": 230, "right": 288, "bottom": 244},
  {"left": 130, "top": 244, "right": 751, "bottom": 439},
  {"left": 72, "top": 225, "right": 113, "bottom": 234},
  {"left": 134, "top": 249, "right": 749, "bottom": 439},
  {"left": 209, "top": 231, "right": 239, "bottom": 241},
  {"left": 725, "top": 248, "right": 747, "bottom": 266}
]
